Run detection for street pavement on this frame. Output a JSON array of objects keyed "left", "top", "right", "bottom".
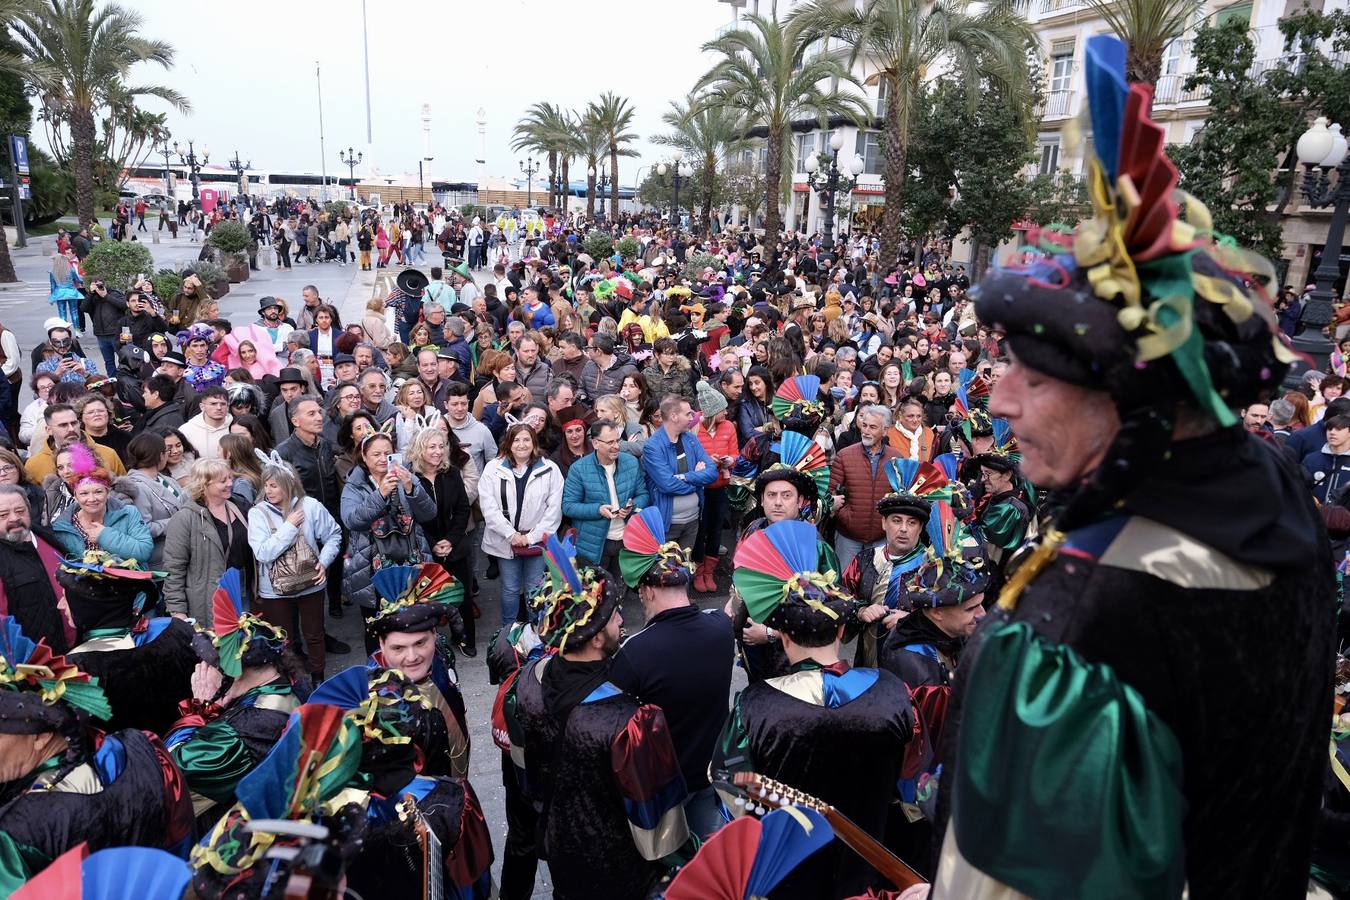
[{"left": 8, "top": 222, "right": 745, "bottom": 897}]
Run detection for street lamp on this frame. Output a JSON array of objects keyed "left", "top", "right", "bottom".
[
  {"left": 418, "top": 157, "right": 433, "bottom": 205},
  {"left": 804, "top": 131, "right": 864, "bottom": 254},
  {"left": 227, "top": 150, "right": 251, "bottom": 201},
  {"left": 174, "top": 140, "right": 209, "bottom": 204},
  {"left": 520, "top": 157, "right": 539, "bottom": 208},
  {"left": 339, "top": 147, "right": 362, "bottom": 200},
  {"left": 1289, "top": 116, "right": 1350, "bottom": 382},
  {"left": 588, "top": 165, "right": 612, "bottom": 215},
  {"left": 157, "top": 134, "right": 175, "bottom": 199},
  {"left": 658, "top": 152, "right": 693, "bottom": 227}
]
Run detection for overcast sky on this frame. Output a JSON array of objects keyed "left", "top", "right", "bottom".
[{"left": 52, "top": 0, "right": 734, "bottom": 186}]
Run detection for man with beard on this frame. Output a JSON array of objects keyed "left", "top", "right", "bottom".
[
  {"left": 0, "top": 616, "right": 194, "bottom": 893},
  {"left": 0, "top": 485, "right": 70, "bottom": 651},
  {"left": 713, "top": 519, "right": 913, "bottom": 899},
  {"left": 506, "top": 536, "right": 693, "bottom": 900},
  {"left": 841, "top": 458, "right": 954, "bottom": 668},
  {"left": 254, "top": 297, "right": 294, "bottom": 359}
]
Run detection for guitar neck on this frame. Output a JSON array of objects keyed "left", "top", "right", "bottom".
[
  {"left": 822, "top": 806, "right": 926, "bottom": 890},
  {"left": 426, "top": 827, "right": 443, "bottom": 900}
]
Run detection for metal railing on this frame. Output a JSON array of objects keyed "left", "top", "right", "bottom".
[
  {"left": 1038, "top": 90, "right": 1075, "bottom": 119},
  {"left": 1038, "top": 0, "right": 1088, "bottom": 15}
]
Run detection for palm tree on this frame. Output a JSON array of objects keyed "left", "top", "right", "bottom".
[
  {"left": 577, "top": 108, "right": 607, "bottom": 220},
  {"left": 1085, "top": 0, "right": 1207, "bottom": 87},
  {"left": 699, "top": 14, "right": 870, "bottom": 244},
  {"left": 654, "top": 93, "right": 749, "bottom": 236},
  {"left": 790, "top": 0, "right": 1033, "bottom": 270},
  {"left": 587, "top": 92, "right": 638, "bottom": 222},
  {"left": 10, "top": 0, "right": 188, "bottom": 229},
  {"left": 513, "top": 102, "right": 575, "bottom": 209}
]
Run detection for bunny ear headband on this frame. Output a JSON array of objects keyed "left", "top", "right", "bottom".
[
  {"left": 413, "top": 409, "right": 444, "bottom": 430},
  {"left": 359, "top": 418, "right": 397, "bottom": 449},
  {"left": 254, "top": 447, "right": 296, "bottom": 475}
]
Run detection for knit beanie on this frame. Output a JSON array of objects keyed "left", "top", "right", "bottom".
[{"left": 697, "top": 380, "right": 728, "bottom": 418}]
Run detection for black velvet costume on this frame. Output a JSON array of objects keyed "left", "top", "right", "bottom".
[
  {"left": 713, "top": 662, "right": 913, "bottom": 898},
  {"left": 938, "top": 429, "right": 1335, "bottom": 897},
  {"left": 0, "top": 728, "right": 194, "bottom": 887},
  {"left": 68, "top": 617, "right": 201, "bottom": 735}
]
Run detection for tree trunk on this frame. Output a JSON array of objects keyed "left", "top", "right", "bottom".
[
  {"left": 878, "top": 84, "right": 908, "bottom": 273},
  {"left": 545, "top": 152, "right": 557, "bottom": 211},
  {"left": 559, "top": 158, "right": 570, "bottom": 215},
  {"left": 609, "top": 146, "right": 620, "bottom": 222},
  {"left": 1126, "top": 45, "right": 1163, "bottom": 93},
  {"left": 587, "top": 163, "right": 596, "bottom": 219},
  {"left": 764, "top": 127, "right": 784, "bottom": 244},
  {"left": 72, "top": 106, "right": 98, "bottom": 230},
  {"left": 0, "top": 218, "right": 17, "bottom": 283},
  {"left": 702, "top": 155, "right": 716, "bottom": 238}
]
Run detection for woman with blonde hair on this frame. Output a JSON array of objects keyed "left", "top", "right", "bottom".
[
  {"left": 247, "top": 453, "right": 341, "bottom": 685},
  {"left": 162, "top": 458, "right": 249, "bottom": 626},
  {"left": 593, "top": 394, "right": 647, "bottom": 458},
  {"left": 362, "top": 294, "right": 392, "bottom": 348},
  {"left": 393, "top": 380, "right": 432, "bottom": 451},
  {"left": 407, "top": 425, "right": 476, "bottom": 654},
  {"left": 49, "top": 252, "right": 83, "bottom": 327}
]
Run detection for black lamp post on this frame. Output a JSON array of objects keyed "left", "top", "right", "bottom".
[
  {"left": 339, "top": 147, "right": 362, "bottom": 200},
  {"left": 804, "top": 132, "right": 863, "bottom": 254},
  {"left": 554, "top": 172, "right": 568, "bottom": 212},
  {"left": 588, "top": 165, "right": 613, "bottom": 220},
  {"left": 174, "top": 140, "right": 208, "bottom": 204},
  {"left": 658, "top": 153, "right": 693, "bottom": 227},
  {"left": 520, "top": 157, "right": 539, "bottom": 208},
  {"left": 227, "top": 150, "right": 251, "bottom": 200},
  {"left": 1288, "top": 117, "right": 1350, "bottom": 385}
]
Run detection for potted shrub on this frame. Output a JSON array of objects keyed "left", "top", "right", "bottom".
[
  {"left": 616, "top": 236, "right": 640, "bottom": 262},
  {"left": 81, "top": 240, "right": 154, "bottom": 290},
  {"left": 152, "top": 268, "right": 183, "bottom": 305},
  {"left": 683, "top": 252, "right": 721, "bottom": 282},
  {"left": 205, "top": 220, "right": 253, "bottom": 283},
  {"left": 583, "top": 232, "right": 614, "bottom": 261},
  {"left": 183, "top": 260, "right": 229, "bottom": 298}
]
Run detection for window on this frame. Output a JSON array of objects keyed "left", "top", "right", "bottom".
[
  {"left": 855, "top": 130, "right": 883, "bottom": 175},
  {"left": 1049, "top": 39, "right": 1075, "bottom": 93},
  {"left": 1037, "top": 134, "right": 1061, "bottom": 175},
  {"left": 795, "top": 132, "right": 816, "bottom": 172},
  {"left": 1161, "top": 38, "right": 1182, "bottom": 76},
  {"left": 1215, "top": 3, "right": 1252, "bottom": 28}
]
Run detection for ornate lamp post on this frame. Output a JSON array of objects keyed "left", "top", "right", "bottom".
[
  {"left": 339, "top": 148, "right": 362, "bottom": 200},
  {"left": 1288, "top": 117, "right": 1350, "bottom": 383},
  {"left": 588, "top": 166, "right": 613, "bottom": 219},
  {"left": 520, "top": 157, "right": 539, "bottom": 208},
  {"left": 157, "top": 134, "right": 175, "bottom": 199},
  {"left": 174, "top": 140, "right": 208, "bottom": 204},
  {"left": 657, "top": 150, "right": 693, "bottom": 227},
  {"left": 226, "top": 150, "right": 251, "bottom": 200},
  {"left": 804, "top": 131, "right": 864, "bottom": 254}
]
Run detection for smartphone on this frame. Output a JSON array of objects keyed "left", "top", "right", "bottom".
[
  {"left": 388, "top": 452, "right": 404, "bottom": 469},
  {"left": 120, "top": 326, "right": 131, "bottom": 340}
]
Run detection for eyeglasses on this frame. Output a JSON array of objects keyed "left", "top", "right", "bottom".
[{"left": 0, "top": 465, "right": 16, "bottom": 477}]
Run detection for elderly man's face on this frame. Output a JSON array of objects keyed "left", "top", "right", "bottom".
[
  {"left": 899, "top": 404, "right": 924, "bottom": 432},
  {"left": 354, "top": 347, "right": 374, "bottom": 370},
  {"left": 0, "top": 492, "right": 31, "bottom": 543},
  {"left": 548, "top": 384, "right": 575, "bottom": 412},
  {"left": 989, "top": 351, "right": 1120, "bottom": 489},
  {"left": 360, "top": 375, "right": 386, "bottom": 406},
  {"left": 418, "top": 351, "right": 439, "bottom": 381}
]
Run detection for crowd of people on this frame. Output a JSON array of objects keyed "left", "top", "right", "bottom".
[{"left": 0, "top": 40, "right": 1347, "bottom": 900}]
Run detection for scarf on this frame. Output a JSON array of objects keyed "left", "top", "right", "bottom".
[{"left": 894, "top": 422, "right": 925, "bottom": 460}]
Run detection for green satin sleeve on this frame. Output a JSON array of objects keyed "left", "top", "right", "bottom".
[
  {"left": 818, "top": 541, "right": 840, "bottom": 577},
  {"left": 710, "top": 691, "right": 751, "bottom": 780},
  {"left": 954, "top": 619, "right": 1185, "bottom": 900},
  {"left": 0, "top": 830, "right": 47, "bottom": 897},
  {"left": 170, "top": 719, "right": 255, "bottom": 804},
  {"left": 981, "top": 501, "right": 1027, "bottom": 549}
]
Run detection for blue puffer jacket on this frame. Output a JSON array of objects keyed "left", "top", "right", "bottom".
[
  {"left": 561, "top": 451, "right": 650, "bottom": 566},
  {"left": 52, "top": 500, "right": 153, "bottom": 566}
]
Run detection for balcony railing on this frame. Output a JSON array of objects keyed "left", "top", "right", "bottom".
[
  {"left": 1038, "top": 0, "right": 1087, "bottom": 15},
  {"left": 1038, "top": 90, "right": 1075, "bottom": 119},
  {"left": 1153, "top": 74, "right": 1212, "bottom": 106}
]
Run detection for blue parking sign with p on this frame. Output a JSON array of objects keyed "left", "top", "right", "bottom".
[{"left": 10, "top": 136, "right": 28, "bottom": 175}]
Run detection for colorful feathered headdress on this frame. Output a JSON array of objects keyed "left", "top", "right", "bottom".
[
  {"left": 972, "top": 419, "right": 1020, "bottom": 473},
  {"left": 56, "top": 551, "right": 165, "bottom": 635},
  {"left": 192, "top": 704, "right": 363, "bottom": 879},
  {"left": 13, "top": 844, "right": 191, "bottom": 900},
  {"left": 65, "top": 441, "right": 111, "bottom": 491},
  {"left": 619, "top": 506, "right": 691, "bottom": 589},
  {"left": 949, "top": 373, "right": 994, "bottom": 442},
  {"left": 534, "top": 533, "right": 621, "bottom": 652},
  {"left": 0, "top": 615, "right": 110, "bottom": 728},
  {"left": 176, "top": 322, "right": 216, "bottom": 349},
  {"left": 903, "top": 502, "right": 990, "bottom": 610},
  {"left": 732, "top": 520, "right": 849, "bottom": 641},
  {"left": 212, "top": 567, "right": 287, "bottom": 678},
  {"left": 771, "top": 375, "right": 826, "bottom": 433},
  {"left": 876, "top": 458, "right": 951, "bottom": 521},
  {"left": 973, "top": 34, "right": 1292, "bottom": 428},
  {"left": 663, "top": 807, "right": 834, "bottom": 900},
  {"left": 368, "top": 563, "right": 464, "bottom": 637}
]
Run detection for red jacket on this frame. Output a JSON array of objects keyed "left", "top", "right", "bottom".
[
  {"left": 828, "top": 441, "right": 901, "bottom": 542},
  {"left": 696, "top": 417, "right": 739, "bottom": 489}
]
